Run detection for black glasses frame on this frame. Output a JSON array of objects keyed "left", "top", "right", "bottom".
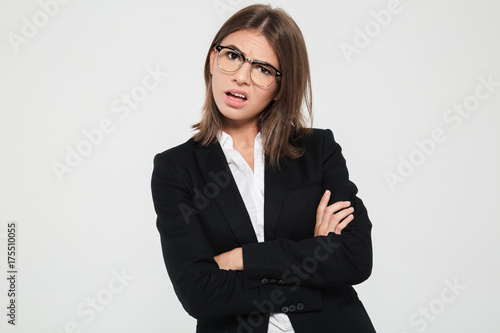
[{"left": 215, "top": 45, "right": 281, "bottom": 87}]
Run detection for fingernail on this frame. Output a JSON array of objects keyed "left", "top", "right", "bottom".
[{"left": 345, "top": 201, "right": 350, "bottom": 205}]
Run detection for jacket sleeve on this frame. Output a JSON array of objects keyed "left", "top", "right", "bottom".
[
  {"left": 151, "top": 152, "right": 322, "bottom": 320},
  {"left": 241, "top": 129, "right": 373, "bottom": 290}
]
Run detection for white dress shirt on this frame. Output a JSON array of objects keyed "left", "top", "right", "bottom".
[{"left": 218, "top": 130, "right": 295, "bottom": 333}]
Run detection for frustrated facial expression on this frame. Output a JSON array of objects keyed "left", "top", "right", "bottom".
[{"left": 210, "top": 29, "right": 280, "bottom": 130}]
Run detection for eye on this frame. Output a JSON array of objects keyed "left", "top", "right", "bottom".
[
  {"left": 256, "top": 65, "right": 273, "bottom": 76},
  {"left": 225, "top": 51, "right": 241, "bottom": 61}
]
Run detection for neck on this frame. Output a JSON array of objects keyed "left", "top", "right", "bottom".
[{"left": 222, "top": 124, "right": 259, "bottom": 150}]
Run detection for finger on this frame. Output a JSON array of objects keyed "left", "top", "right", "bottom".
[
  {"left": 334, "top": 214, "right": 354, "bottom": 235},
  {"left": 315, "top": 190, "right": 331, "bottom": 225},
  {"left": 321, "top": 211, "right": 353, "bottom": 236},
  {"left": 321, "top": 201, "right": 351, "bottom": 226},
  {"left": 317, "top": 200, "right": 350, "bottom": 234},
  {"left": 326, "top": 206, "right": 354, "bottom": 231},
  {"left": 336, "top": 206, "right": 354, "bottom": 221},
  {"left": 315, "top": 191, "right": 331, "bottom": 236},
  {"left": 325, "top": 200, "right": 351, "bottom": 215}
]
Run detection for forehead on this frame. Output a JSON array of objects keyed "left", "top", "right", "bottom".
[{"left": 220, "top": 29, "right": 279, "bottom": 68}]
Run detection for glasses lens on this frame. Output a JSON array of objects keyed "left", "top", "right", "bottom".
[
  {"left": 218, "top": 48, "right": 242, "bottom": 72},
  {"left": 217, "top": 47, "right": 278, "bottom": 87},
  {"left": 251, "top": 63, "right": 277, "bottom": 87}
]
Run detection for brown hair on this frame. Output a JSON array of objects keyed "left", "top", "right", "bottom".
[{"left": 192, "top": 4, "right": 313, "bottom": 170}]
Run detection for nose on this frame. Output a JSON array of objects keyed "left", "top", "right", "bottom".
[{"left": 233, "top": 61, "right": 252, "bottom": 86}]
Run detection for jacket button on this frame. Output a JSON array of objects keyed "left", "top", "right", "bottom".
[
  {"left": 269, "top": 279, "right": 277, "bottom": 284},
  {"left": 261, "top": 278, "right": 269, "bottom": 284},
  {"left": 297, "top": 303, "right": 304, "bottom": 311},
  {"left": 281, "top": 306, "right": 289, "bottom": 313},
  {"left": 277, "top": 279, "right": 285, "bottom": 284},
  {"left": 289, "top": 305, "right": 296, "bottom": 312}
]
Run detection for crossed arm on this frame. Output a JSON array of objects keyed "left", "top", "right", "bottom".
[
  {"left": 151, "top": 129, "right": 372, "bottom": 319},
  {"left": 214, "top": 190, "right": 355, "bottom": 270}
]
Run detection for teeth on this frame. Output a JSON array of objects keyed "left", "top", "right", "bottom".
[{"left": 229, "top": 92, "right": 245, "bottom": 99}]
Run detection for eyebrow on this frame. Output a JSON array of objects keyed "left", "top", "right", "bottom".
[{"left": 224, "top": 44, "right": 278, "bottom": 68}]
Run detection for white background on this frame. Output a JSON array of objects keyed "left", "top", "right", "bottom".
[{"left": 1, "top": 0, "right": 499, "bottom": 332}]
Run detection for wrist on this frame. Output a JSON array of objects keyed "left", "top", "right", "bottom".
[{"left": 236, "top": 247, "right": 243, "bottom": 270}]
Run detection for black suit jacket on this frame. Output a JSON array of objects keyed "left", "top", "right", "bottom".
[{"left": 151, "top": 128, "right": 376, "bottom": 333}]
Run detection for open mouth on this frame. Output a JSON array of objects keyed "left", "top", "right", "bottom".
[{"left": 226, "top": 92, "right": 247, "bottom": 102}]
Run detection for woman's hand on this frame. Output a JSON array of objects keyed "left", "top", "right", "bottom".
[
  {"left": 315, "top": 190, "right": 354, "bottom": 236},
  {"left": 214, "top": 247, "right": 243, "bottom": 271}
]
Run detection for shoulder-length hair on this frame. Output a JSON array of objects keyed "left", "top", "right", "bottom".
[{"left": 192, "top": 4, "right": 313, "bottom": 170}]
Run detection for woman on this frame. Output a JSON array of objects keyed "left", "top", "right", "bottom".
[{"left": 151, "top": 4, "right": 376, "bottom": 333}]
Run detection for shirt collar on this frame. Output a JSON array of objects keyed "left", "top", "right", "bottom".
[
  {"left": 217, "top": 129, "right": 232, "bottom": 149},
  {"left": 218, "top": 130, "right": 262, "bottom": 150}
]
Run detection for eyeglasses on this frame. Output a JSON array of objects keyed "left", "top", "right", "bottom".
[{"left": 215, "top": 45, "right": 282, "bottom": 88}]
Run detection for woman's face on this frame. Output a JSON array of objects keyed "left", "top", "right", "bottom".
[{"left": 209, "top": 29, "right": 280, "bottom": 130}]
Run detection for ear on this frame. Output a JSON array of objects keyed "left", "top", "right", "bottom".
[{"left": 209, "top": 48, "right": 216, "bottom": 75}]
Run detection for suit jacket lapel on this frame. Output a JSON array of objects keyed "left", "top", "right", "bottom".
[
  {"left": 194, "top": 139, "right": 290, "bottom": 245},
  {"left": 263, "top": 154, "right": 289, "bottom": 241}
]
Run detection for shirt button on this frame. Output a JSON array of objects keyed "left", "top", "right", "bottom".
[
  {"left": 281, "top": 306, "right": 289, "bottom": 313},
  {"left": 260, "top": 278, "right": 269, "bottom": 284},
  {"left": 297, "top": 303, "right": 304, "bottom": 311}
]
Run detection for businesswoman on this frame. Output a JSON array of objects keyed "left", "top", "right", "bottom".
[{"left": 151, "top": 4, "right": 376, "bottom": 333}]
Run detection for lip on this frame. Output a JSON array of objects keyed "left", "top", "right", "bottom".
[{"left": 224, "top": 89, "right": 248, "bottom": 108}]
